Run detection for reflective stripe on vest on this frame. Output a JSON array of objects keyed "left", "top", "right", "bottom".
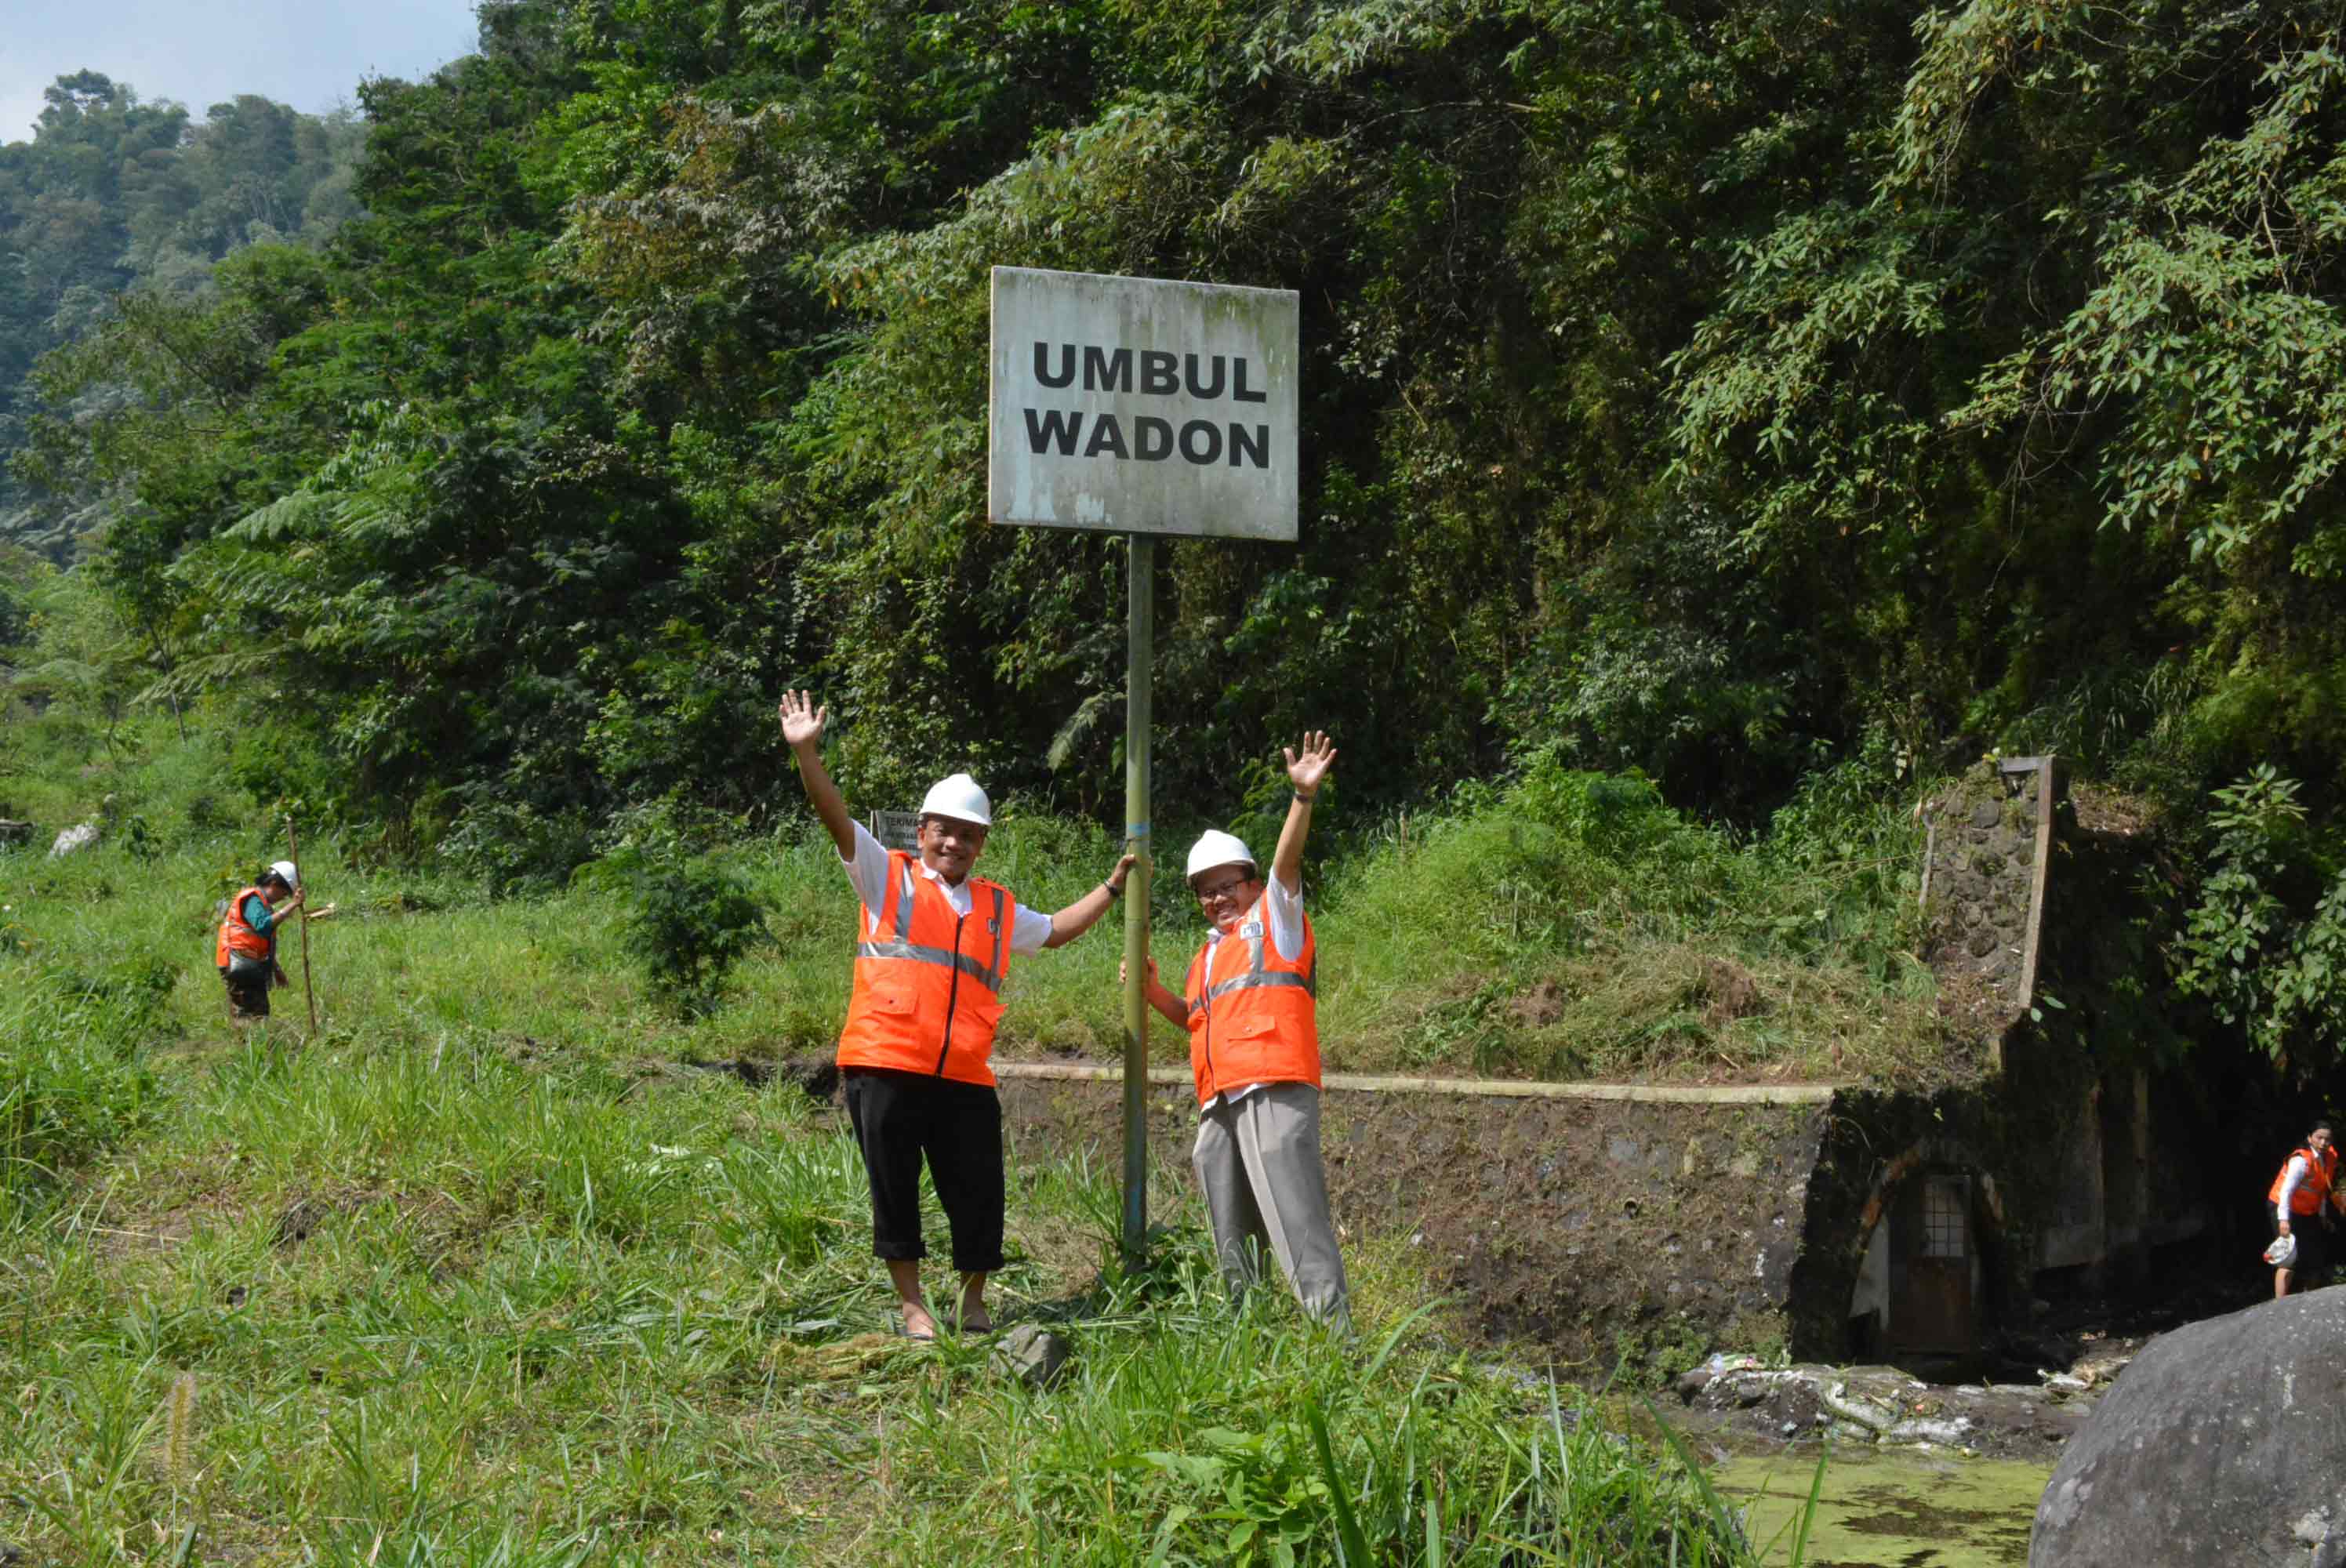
[
  {"left": 855, "top": 852, "right": 1008, "bottom": 993},
  {"left": 1185, "top": 889, "right": 1319, "bottom": 1106},
  {"left": 215, "top": 886, "right": 274, "bottom": 968},
  {"left": 837, "top": 851, "right": 1011, "bottom": 1087},
  {"left": 2271, "top": 1145, "right": 2338, "bottom": 1216}
]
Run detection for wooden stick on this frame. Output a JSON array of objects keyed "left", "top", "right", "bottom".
[{"left": 286, "top": 815, "right": 318, "bottom": 1036}]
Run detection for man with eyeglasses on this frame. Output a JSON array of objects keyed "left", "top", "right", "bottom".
[
  {"left": 1129, "top": 731, "right": 1349, "bottom": 1327},
  {"left": 780, "top": 690, "right": 1135, "bottom": 1341}
]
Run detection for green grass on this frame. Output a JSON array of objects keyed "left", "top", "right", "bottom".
[
  {"left": 0, "top": 710, "right": 1862, "bottom": 1563},
  {"left": 1, "top": 695, "right": 1955, "bottom": 1087},
  {"left": 1, "top": 1029, "right": 1776, "bottom": 1564}
]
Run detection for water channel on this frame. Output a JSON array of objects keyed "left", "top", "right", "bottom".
[{"left": 1714, "top": 1448, "right": 2052, "bottom": 1567}]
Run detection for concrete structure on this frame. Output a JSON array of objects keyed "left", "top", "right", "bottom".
[
  {"left": 992, "top": 756, "right": 2213, "bottom": 1370},
  {"left": 1788, "top": 757, "right": 2206, "bottom": 1361}
]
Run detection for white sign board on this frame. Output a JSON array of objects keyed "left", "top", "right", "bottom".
[{"left": 989, "top": 267, "right": 1299, "bottom": 540}]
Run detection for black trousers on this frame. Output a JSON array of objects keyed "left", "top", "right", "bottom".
[
  {"left": 843, "top": 1068, "right": 1005, "bottom": 1274},
  {"left": 220, "top": 964, "right": 270, "bottom": 1018}
]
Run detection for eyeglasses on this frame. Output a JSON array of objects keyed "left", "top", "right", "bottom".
[
  {"left": 1193, "top": 875, "right": 1253, "bottom": 904},
  {"left": 922, "top": 819, "right": 988, "bottom": 845}
]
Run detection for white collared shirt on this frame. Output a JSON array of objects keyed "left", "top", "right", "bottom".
[{"left": 841, "top": 821, "right": 1055, "bottom": 953}]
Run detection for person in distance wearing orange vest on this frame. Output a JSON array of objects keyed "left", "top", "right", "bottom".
[
  {"left": 1128, "top": 731, "right": 1349, "bottom": 1328},
  {"left": 215, "top": 860, "right": 305, "bottom": 1022},
  {"left": 779, "top": 690, "right": 1135, "bottom": 1341},
  {"left": 2269, "top": 1119, "right": 2344, "bottom": 1298}
]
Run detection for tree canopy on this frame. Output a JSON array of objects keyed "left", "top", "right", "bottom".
[
  {"left": 9, "top": 0, "right": 2344, "bottom": 906},
  {"left": 0, "top": 71, "right": 362, "bottom": 559}
]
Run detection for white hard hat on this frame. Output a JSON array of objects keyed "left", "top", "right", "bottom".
[
  {"left": 267, "top": 859, "right": 300, "bottom": 891},
  {"left": 919, "top": 773, "right": 992, "bottom": 826},
  {"left": 2266, "top": 1233, "right": 2299, "bottom": 1268},
  {"left": 1186, "top": 829, "right": 1256, "bottom": 884}
]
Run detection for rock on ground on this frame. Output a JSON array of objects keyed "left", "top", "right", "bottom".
[
  {"left": 990, "top": 1324, "right": 1073, "bottom": 1389},
  {"left": 2032, "top": 1289, "right": 2346, "bottom": 1566},
  {"left": 48, "top": 821, "right": 97, "bottom": 858}
]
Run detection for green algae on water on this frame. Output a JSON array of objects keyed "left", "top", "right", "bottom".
[{"left": 1715, "top": 1449, "right": 2050, "bottom": 1567}]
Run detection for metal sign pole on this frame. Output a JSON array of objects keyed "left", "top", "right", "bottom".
[
  {"left": 986, "top": 266, "right": 1296, "bottom": 1272},
  {"left": 1120, "top": 532, "right": 1155, "bottom": 1268}
]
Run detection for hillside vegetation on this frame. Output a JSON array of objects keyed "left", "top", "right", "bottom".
[
  {"left": 8, "top": 0, "right": 2346, "bottom": 1074},
  {"left": 0, "top": 698, "right": 1871, "bottom": 1563},
  {"left": 22, "top": 0, "right": 2346, "bottom": 1554},
  {"left": 0, "top": 73, "right": 362, "bottom": 557}
]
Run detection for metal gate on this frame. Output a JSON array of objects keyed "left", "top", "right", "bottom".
[{"left": 1889, "top": 1171, "right": 1977, "bottom": 1353}]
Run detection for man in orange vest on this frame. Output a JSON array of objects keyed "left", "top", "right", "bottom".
[
  {"left": 1131, "top": 731, "right": 1349, "bottom": 1327},
  {"left": 779, "top": 690, "right": 1134, "bottom": 1341},
  {"left": 2269, "top": 1119, "right": 2344, "bottom": 1298},
  {"left": 215, "top": 860, "right": 305, "bottom": 1022}
]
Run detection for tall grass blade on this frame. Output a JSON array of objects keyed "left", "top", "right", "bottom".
[
  {"left": 1786, "top": 1445, "right": 1830, "bottom": 1568},
  {"left": 1304, "top": 1396, "right": 1373, "bottom": 1568},
  {"left": 1362, "top": 1298, "right": 1444, "bottom": 1380},
  {"left": 1642, "top": 1396, "right": 1755, "bottom": 1562}
]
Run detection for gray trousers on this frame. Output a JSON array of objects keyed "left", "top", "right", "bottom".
[{"left": 1192, "top": 1082, "right": 1349, "bottom": 1326}]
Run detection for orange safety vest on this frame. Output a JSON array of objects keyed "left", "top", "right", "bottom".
[
  {"left": 1185, "top": 890, "right": 1320, "bottom": 1106},
  {"left": 837, "top": 851, "right": 1013, "bottom": 1087},
  {"left": 214, "top": 886, "right": 276, "bottom": 968},
  {"left": 2270, "top": 1145, "right": 2341, "bottom": 1216}
]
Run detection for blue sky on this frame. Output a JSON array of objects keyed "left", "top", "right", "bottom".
[{"left": 2, "top": 0, "right": 482, "bottom": 144}]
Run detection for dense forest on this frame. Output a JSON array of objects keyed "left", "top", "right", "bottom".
[
  {"left": 0, "top": 71, "right": 363, "bottom": 557},
  {"left": 6, "top": 0, "right": 2346, "bottom": 1062}
]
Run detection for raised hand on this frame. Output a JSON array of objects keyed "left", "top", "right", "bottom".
[
  {"left": 780, "top": 689, "right": 855, "bottom": 856},
  {"left": 779, "top": 689, "right": 827, "bottom": 750},
  {"left": 1284, "top": 731, "right": 1336, "bottom": 798}
]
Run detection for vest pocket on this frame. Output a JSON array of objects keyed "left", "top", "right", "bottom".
[
  {"left": 958, "top": 988, "right": 1005, "bottom": 1036},
  {"left": 868, "top": 982, "right": 918, "bottom": 1015}
]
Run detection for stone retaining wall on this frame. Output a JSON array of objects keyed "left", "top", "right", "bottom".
[
  {"left": 982, "top": 754, "right": 2216, "bottom": 1368},
  {"left": 1000, "top": 1071, "right": 1828, "bottom": 1370},
  {"left": 1920, "top": 757, "right": 2063, "bottom": 1029}
]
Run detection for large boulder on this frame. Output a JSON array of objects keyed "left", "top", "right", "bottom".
[{"left": 2032, "top": 1289, "right": 2346, "bottom": 1566}]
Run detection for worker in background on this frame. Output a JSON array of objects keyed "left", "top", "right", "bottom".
[
  {"left": 215, "top": 861, "right": 303, "bottom": 1022},
  {"left": 779, "top": 690, "right": 1135, "bottom": 1341},
  {"left": 2269, "top": 1119, "right": 2344, "bottom": 1298},
  {"left": 1128, "top": 730, "right": 1349, "bottom": 1328}
]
